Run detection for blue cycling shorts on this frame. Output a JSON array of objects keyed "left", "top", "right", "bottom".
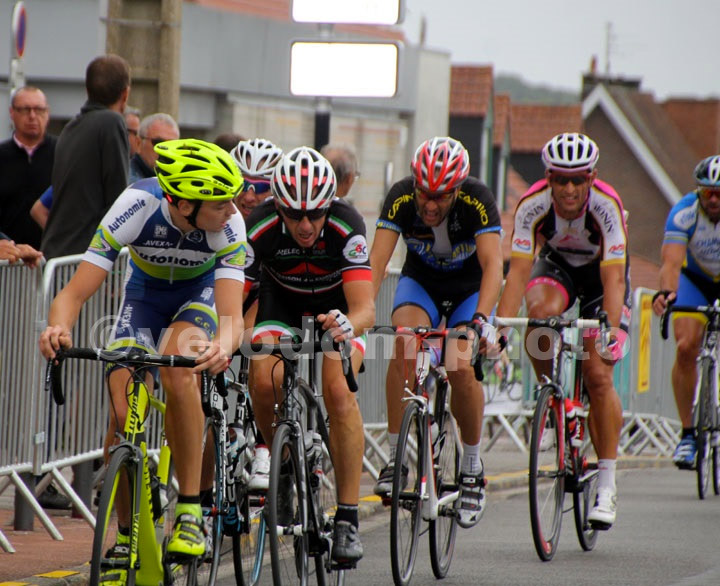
[{"left": 392, "top": 275, "right": 478, "bottom": 328}]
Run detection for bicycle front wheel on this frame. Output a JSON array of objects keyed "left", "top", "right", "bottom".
[
  {"left": 391, "top": 401, "right": 423, "bottom": 586},
  {"left": 429, "top": 410, "right": 459, "bottom": 579},
  {"left": 269, "top": 423, "right": 308, "bottom": 586},
  {"left": 90, "top": 445, "right": 138, "bottom": 586},
  {"left": 529, "top": 385, "right": 565, "bottom": 562},
  {"left": 696, "top": 357, "right": 714, "bottom": 500}
]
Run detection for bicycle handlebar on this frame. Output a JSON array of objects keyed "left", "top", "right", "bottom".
[
  {"left": 44, "top": 347, "right": 199, "bottom": 406},
  {"left": 493, "top": 314, "right": 608, "bottom": 331},
  {"left": 660, "top": 302, "right": 720, "bottom": 340},
  {"left": 366, "top": 325, "right": 486, "bottom": 382},
  {"left": 236, "top": 337, "right": 358, "bottom": 393}
]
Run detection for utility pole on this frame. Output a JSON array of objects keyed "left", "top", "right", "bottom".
[{"left": 105, "top": 0, "right": 182, "bottom": 119}]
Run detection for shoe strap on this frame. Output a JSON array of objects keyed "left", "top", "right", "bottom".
[{"left": 174, "top": 513, "right": 205, "bottom": 542}]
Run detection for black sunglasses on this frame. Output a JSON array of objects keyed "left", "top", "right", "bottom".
[
  {"left": 551, "top": 174, "right": 589, "bottom": 186},
  {"left": 280, "top": 207, "right": 328, "bottom": 221}
]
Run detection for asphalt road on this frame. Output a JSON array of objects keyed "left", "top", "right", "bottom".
[{"left": 215, "top": 466, "right": 720, "bottom": 586}]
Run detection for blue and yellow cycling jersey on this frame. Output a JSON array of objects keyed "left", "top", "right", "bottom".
[
  {"left": 82, "top": 177, "right": 247, "bottom": 286},
  {"left": 664, "top": 191, "right": 720, "bottom": 282}
]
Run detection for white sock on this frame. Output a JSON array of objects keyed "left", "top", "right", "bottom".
[
  {"left": 461, "top": 441, "right": 483, "bottom": 475},
  {"left": 388, "top": 433, "right": 399, "bottom": 462},
  {"left": 597, "top": 459, "right": 616, "bottom": 491}
]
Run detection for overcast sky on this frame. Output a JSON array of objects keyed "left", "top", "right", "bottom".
[{"left": 401, "top": 0, "right": 718, "bottom": 100}]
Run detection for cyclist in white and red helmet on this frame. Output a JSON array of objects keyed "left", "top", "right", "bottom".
[
  {"left": 653, "top": 155, "right": 720, "bottom": 471},
  {"left": 498, "top": 132, "right": 630, "bottom": 530},
  {"left": 230, "top": 138, "right": 283, "bottom": 219},
  {"left": 243, "top": 146, "right": 374, "bottom": 563},
  {"left": 369, "top": 136, "right": 503, "bottom": 529}
]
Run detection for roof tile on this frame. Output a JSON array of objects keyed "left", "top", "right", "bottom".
[
  {"left": 450, "top": 65, "right": 494, "bottom": 116},
  {"left": 510, "top": 104, "right": 583, "bottom": 152}
]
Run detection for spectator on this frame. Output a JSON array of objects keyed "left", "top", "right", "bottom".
[
  {"left": 214, "top": 132, "right": 245, "bottom": 152},
  {"left": 41, "top": 54, "right": 131, "bottom": 260},
  {"left": 321, "top": 143, "right": 359, "bottom": 198},
  {"left": 0, "top": 231, "right": 43, "bottom": 267},
  {"left": 0, "top": 86, "right": 56, "bottom": 249},
  {"left": 129, "top": 113, "right": 179, "bottom": 183},
  {"left": 125, "top": 106, "right": 142, "bottom": 157}
]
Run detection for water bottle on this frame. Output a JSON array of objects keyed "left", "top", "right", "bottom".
[
  {"left": 564, "top": 398, "right": 581, "bottom": 447},
  {"left": 227, "top": 424, "right": 244, "bottom": 476}
]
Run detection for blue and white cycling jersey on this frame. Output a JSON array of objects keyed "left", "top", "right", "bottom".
[
  {"left": 664, "top": 191, "right": 720, "bottom": 282},
  {"left": 83, "top": 177, "right": 247, "bottom": 287}
]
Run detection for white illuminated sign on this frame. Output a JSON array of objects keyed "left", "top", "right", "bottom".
[
  {"left": 290, "top": 42, "right": 399, "bottom": 98},
  {"left": 292, "top": 0, "right": 403, "bottom": 25}
]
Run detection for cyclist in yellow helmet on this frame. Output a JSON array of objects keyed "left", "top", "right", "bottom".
[{"left": 39, "top": 139, "right": 247, "bottom": 576}]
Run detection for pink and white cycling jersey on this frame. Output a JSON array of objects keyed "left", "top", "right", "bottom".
[{"left": 510, "top": 178, "right": 628, "bottom": 268}]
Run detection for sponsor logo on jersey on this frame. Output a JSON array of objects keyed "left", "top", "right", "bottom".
[
  {"left": 521, "top": 202, "right": 546, "bottom": 231},
  {"left": 142, "top": 240, "right": 172, "bottom": 247},
  {"left": 674, "top": 201, "right": 699, "bottom": 231},
  {"left": 513, "top": 238, "right": 532, "bottom": 252},
  {"left": 201, "top": 287, "right": 213, "bottom": 302},
  {"left": 387, "top": 194, "right": 413, "bottom": 220},
  {"left": 457, "top": 194, "right": 489, "bottom": 225},
  {"left": 119, "top": 305, "right": 133, "bottom": 330},
  {"left": 107, "top": 199, "right": 147, "bottom": 233},
  {"left": 244, "top": 242, "right": 255, "bottom": 269},
  {"left": 187, "top": 230, "right": 203, "bottom": 244},
  {"left": 154, "top": 224, "right": 168, "bottom": 239},
  {"left": 343, "top": 235, "right": 369, "bottom": 264},
  {"left": 591, "top": 199, "right": 616, "bottom": 234},
  {"left": 221, "top": 245, "right": 247, "bottom": 269},
  {"left": 88, "top": 230, "right": 113, "bottom": 255},
  {"left": 609, "top": 243, "right": 625, "bottom": 256},
  {"left": 223, "top": 223, "right": 237, "bottom": 244},
  {"left": 134, "top": 249, "right": 207, "bottom": 267}
]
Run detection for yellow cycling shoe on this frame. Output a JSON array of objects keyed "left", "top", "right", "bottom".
[
  {"left": 166, "top": 512, "right": 206, "bottom": 560},
  {"left": 99, "top": 533, "right": 130, "bottom": 584}
]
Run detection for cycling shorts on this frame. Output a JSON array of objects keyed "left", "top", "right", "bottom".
[
  {"left": 392, "top": 275, "right": 479, "bottom": 328},
  {"left": 528, "top": 252, "right": 631, "bottom": 333},
  {"left": 675, "top": 269, "right": 720, "bottom": 322},
  {"left": 252, "top": 278, "right": 366, "bottom": 356},
  {"left": 105, "top": 278, "right": 217, "bottom": 374}
]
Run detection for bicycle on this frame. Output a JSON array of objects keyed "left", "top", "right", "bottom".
[
  {"left": 45, "top": 347, "right": 211, "bottom": 585},
  {"left": 199, "top": 352, "right": 267, "bottom": 585},
  {"left": 370, "top": 325, "right": 483, "bottom": 586},
  {"left": 482, "top": 328, "right": 522, "bottom": 403},
  {"left": 239, "top": 332, "right": 357, "bottom": 586},
  {"left": 494, "top": 314, "right": 610, "bottom": 562},
  {"left": 661, "top": 299, "right": 720, "bottom": 500}
]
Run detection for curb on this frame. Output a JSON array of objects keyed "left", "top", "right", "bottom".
[{"left": 7, "top": 456, "right": 672, "bottom": 586}]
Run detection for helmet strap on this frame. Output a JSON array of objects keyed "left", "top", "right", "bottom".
[{"left": 185, "top": 201, "right": 203, "bottom": 229}]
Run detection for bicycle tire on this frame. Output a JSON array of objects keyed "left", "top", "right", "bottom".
[
  {"left": 90, "top": 445, "right": 138, "bottom": 586},
  {"left": 529, "top": 385, "right": 564, "bottom": 562},
  {"left": 572, "top": 458, "right": 598, "bottom": 551},
  {"left": 234, "top": 417, "right": 267, "bottom": 586},
  {"left": 390, "top": 400, "right": 423, "bottom": 586},
  {"left": 429, "top": 400, "right": 459, "bottom": 579},
  {"left": 269, "top": 422, "right": 309, "bottom": 586},
  {"left": 713, "top": 446, "right": 720, "bottom": 496},
  {"left": 696, "top": 357, "right": 713, "bottom": 500},
  {"left": 194, "top": 418, "right": 225, "bottom": 585}
]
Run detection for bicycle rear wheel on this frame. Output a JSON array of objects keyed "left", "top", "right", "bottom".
[
  {"left": 696, "top": 357, "right": 714, "bottom": 500},
  {"left": 391, "top": 400, "right": 423, "bottom": 586},
  {"left": 529, "top": 385, "right": 565, "bottom": 562},
  {"left": 90, "top": 445, "right": 138, "bottom": 585},
  {"left": 269, "top": 423, "right": 309, "bottom": 586},
  {"left": 234, "top": 417, "right": 268, "bottom": 586},
  {"left": 429, "top": 407, "right": 459, "bottom": 579}
]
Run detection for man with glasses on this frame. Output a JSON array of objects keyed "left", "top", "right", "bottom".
[
  {"left": 497, "top": 132, "right": 630, "bottom": 529},
  {"left": 369, "top": 136, "right": 503, "bottom": 529},
  {"left": 0, "top": 86, "right": 56, "bottom": 250},
  {"left": 129, "top": 113, "right": 180, "bottom": 183},
  {"left": 321, "top": 143, "right": 360, "bottom": 199},
  {"left": 652, "top": 155, "right": 720, "bottom": 470},
  {"left": 244, "top": 146, "right": 374, "bottom": 563},
  {"left": 125, "top": 107, "right": 142, "bottom": 157}
]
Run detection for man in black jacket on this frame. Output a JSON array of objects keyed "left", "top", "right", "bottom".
[
  {"left": 0, "top": 86, "right": 56, "bottom": 249},
  {"left": 41, "top": 54, "right": 131, "bottom": 259}
]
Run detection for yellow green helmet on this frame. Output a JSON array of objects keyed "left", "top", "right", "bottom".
[{"left": 154, "top": 138, "right": 244, "bottom": 200}]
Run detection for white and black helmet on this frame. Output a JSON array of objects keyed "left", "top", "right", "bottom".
[
  {"left": 542, "top": 132, "right": 599, "bottom": 173},
  {"left": 230, "top": 138, "right": 284, "bottom": 180},
  {"left": 272, "top": 147, "right": 336, "bottom": 210},
  {"left": 694, "top": 155, "right": 720, "bottom": 187}
]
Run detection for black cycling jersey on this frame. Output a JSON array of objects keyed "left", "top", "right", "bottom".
[
  {"left": 376, "top": 176, "right": 501, "bottom": 295},
  {"left": 244, "top": 198, "right": 371, "bottom": 309}
]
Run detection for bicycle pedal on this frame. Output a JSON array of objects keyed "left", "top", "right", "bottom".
[{"left": 332, "top": 560, "right": 357, "bottom": 571}]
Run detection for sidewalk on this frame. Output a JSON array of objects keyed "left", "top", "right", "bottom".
[{"left": 0, "top": 437, "right": 671, "bottom": 585}]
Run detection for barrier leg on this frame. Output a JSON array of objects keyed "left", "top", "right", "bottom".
[{"left": 13, "top": 472, "right": 35, "bottom": 531}]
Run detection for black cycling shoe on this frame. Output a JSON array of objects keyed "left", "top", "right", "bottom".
[{"left": 331, "top": 520, "right": 363, "bottom": 563}]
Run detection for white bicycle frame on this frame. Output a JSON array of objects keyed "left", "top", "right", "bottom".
[{"left": 401, "top": 347, "right": 463, "bottom": 522}]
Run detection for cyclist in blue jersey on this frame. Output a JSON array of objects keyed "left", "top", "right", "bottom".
[
  {"left": 652, "top": 155, "right": 720, "bottom": 469},
  {"left": 39, "top": 139, "right": 247, "bottom": 575},
  {"left": 369, "top": 136, "right": 503, "bottom": 529},
  {"left": 244, "top": 147, "right": 375, "bottom": 563}
]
